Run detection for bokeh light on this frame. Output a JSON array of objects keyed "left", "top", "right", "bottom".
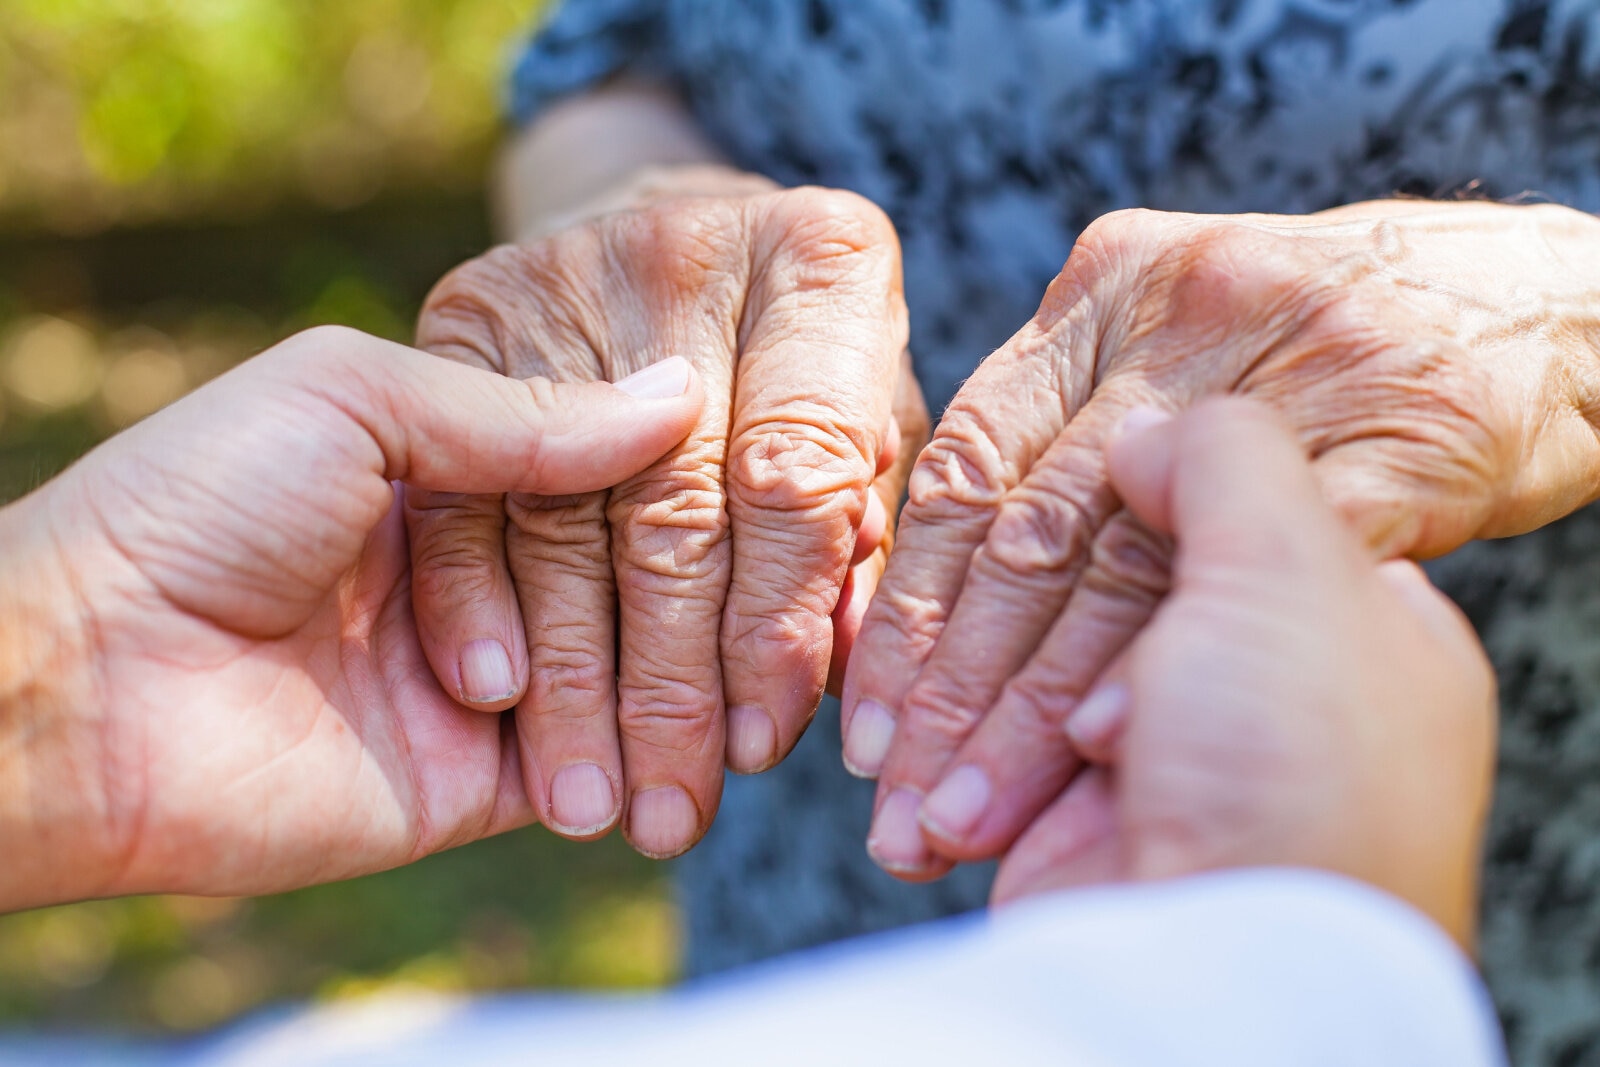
[
  {"left": 2, "top": 315, "right": 102, "bottom": 412},
  {"left": 0, "top": 0, "right": 547, "bottom": 234}
]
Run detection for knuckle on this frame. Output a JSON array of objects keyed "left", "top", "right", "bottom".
[
  {"left": 618, "top": 690, "right": 721, "bottom": 756},
  {"left": 1077, "top": 207, "right": 1162, "bottom": 254},
  {"left": 755, "top": 189, "right": 903, "bottom": 320},
  {"left": 900, "top": 682, "right": 984, "bottom": 747},
  {"left": 411, "top": 545, "right": 505, "bottom": 608},
  {"left": 407, "top": 497, "right": 506, "bottom": 573},
  {"left": 979, "top": 490, "right": 1098, "bottom": 582},
  {"left": 1053, "top": 208, "right": 1164, "bottom": 290},
  {"left": 773, "top": 186, "right": 898, "bottom": 257},
  {"left": 729, "top": 419, "right": 871, "bottom": 514},
  {"left": 860, "top": 587, "right": 946, "bottom": 663},
  {"left": 417, "top": 246, "right": 533, "bottom": 371},
  {"left": 268, "top": 326, "right": 371, "bottom": 390},
  {"left": 1082, "top": 516, "right": 1172, "bottom": 602},
  {"left": 903, "top": 419, "right": 1013, "bottom": 518},
  {"left": 1158, "top": 224, "right": 1351, "bottom": 346},
  {"left": 721, "top": 606, "right": 830, "bottom": 675},
  {"left": 998, "top": 668, "right": 1082, "bottom": 732},
  {"left": 614, "top": 201, "right": 745, "bottom": 291},
  {"left": 419, "top": 241, "right": 605, "bottom": 378},
  {"left": 609, "top": 469, "right": 730, "bottom": 583},
  {"left": 527, "top": 654, "right": 612, "bottom": 716},
  {"left": 506, "top": 490, "right": 608, "bottom": 549},
  {"left": 406, "top": 487, "right": 502, "bottom": 520}
]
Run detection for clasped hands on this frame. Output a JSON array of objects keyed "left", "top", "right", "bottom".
[{"left": 20, "top": 180, "right": 1600, "bottom": 944}]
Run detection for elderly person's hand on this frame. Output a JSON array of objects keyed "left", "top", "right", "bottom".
[
  {"left": 846, "top": 199, "right": 1593, "bottom": 877},
  {"left": 989, "top": 399, "right": 1495, "bottom": 947},
  {"left": 408, "top": 169, "right": 925, "bottom": 858},
  {"left": 0, "top": 327, "right": 703, "bottom": 911}
]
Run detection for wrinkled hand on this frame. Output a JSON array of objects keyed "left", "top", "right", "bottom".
[
  {"left": 989, "top": 399, "right": 1496, "bottom": 948},
  {"left": 845, "top": 200, "right": 1599, "bottom": 877},
  {"left": 411, "top": 177, "right": 925, "bottom": 858},
  {"left": 0, "top": 327, "right": 703, "bottom": 910}
]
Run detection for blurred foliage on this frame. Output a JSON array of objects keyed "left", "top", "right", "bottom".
[
  {"left": 0, "top": 833, "right": 676, "bottom": 1034},
  {"left": 0, "top": 0, "right": 683, "bottom": 1039},
  {"left": 0, "top": 0, "right": 548, "bottom": 233}
]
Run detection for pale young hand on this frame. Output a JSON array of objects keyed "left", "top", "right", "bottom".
[
  {"left": 990, "top": 399, "right": 1496, "bottom": 949},
  {"left": 0, "top": 327, "right": 702, "bottom": 910}
]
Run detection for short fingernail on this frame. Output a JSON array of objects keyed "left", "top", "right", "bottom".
[
  {"left": 843, "top": 699, "right": 896, "bottom": 778},
  {"left": 867, "top": 788, "right": 931, "bottom": 872},
  {"left": 615, "top": 356, "right": 691, "bottom": 400},
  {"left": 1065, "top": 683, "right": 1132, "bottom": 761},
  {"left": 919, "top": 765, "right": 992, "bottom": 843},
  {"left": 627, "top": 785, "right": 700, "bottom": 859},
  {"left": 459, "top": 639, "right": 517, "bottom": 704},
  {"left": 1115, "top": 406, "right": 1173, "bottom": 440},
  {"left": 726, "top": 704, "right": 779, "bottom": 774},
  {"left": 549, "top": 763, "right": 619, "bottom": 836}
]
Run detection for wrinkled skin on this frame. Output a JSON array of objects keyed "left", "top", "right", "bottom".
[
  {"left": 0, "top": 328, "right": 704, "bottom": 910},
  {"left": 844, "top": 200, "right": 1600, "bottom": 878},
  {"left": 990, "top": 399, "right": 1496, "bottom": 950},
  {"left": 411, "top": 184, "right": 927, "bottom": 858}
]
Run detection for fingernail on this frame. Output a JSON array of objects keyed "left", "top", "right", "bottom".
[
  {"left": 919, "top": 765, "right": 992, "bottom": 843},
  {"left": 1065, "top": 682, "right": 1132, "bottom": 761},
  {"left": 459, "top": 639, "right": 517, "bottom": 704},
  {"left": 627, "top": 785, "right": 700, "bottom": 859},
  {"left": 614, "top": 356, "right": 691, "bottom": 400},
  {"left": 1115, "top": 406, "right": 1173, "bottom": 440},
  {"left": 867, "top": 788, "right": 931, "bottom": 872},
  {"left": 843, "top": 699, "right": 896, "bottom": 778},
  {"left": 726, "top": 704, "right": 779, "bottom": 774},
  {"left": 549, "top": 763, "right": 618, "bottom": 836}
]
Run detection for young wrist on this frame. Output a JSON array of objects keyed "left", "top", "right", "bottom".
[{"left": 0, "top": 485, "right": 118, "bottom": 911}]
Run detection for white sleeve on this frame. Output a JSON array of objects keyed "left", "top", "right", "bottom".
[{"left": 192, "top": 868, "right": 1506, "bottom": 1067}]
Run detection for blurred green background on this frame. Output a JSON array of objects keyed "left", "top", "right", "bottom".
[{"left": 0, "top": 0, "right": 680, "bottom": 1035}]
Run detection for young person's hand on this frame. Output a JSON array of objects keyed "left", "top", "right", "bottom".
[
  {"left": 983, "top": 400, "right": 1497, "bottom": 948},
  {"left": 0, "top": 327, "right": 702, "bottom": 911}
]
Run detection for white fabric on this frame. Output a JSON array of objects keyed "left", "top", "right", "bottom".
[{"left": 156, "top": 869, "right": 1502, "bottom": 1067}]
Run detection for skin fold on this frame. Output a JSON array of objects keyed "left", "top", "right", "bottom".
[
  {"left": 448, "top": 80, "right": 1566, "bottom": 882},
  {"left": 0, "top": 374, "right": 1491, "bottom": 961},
  {"left": 410, "top": 177, "right": 927, "bottom": 859},
  {"left": 445, "top": 80, "right": 932, "bottom": 862},
  {"left": 844, "top": 200, "right": 1600, "bottom": 880}
]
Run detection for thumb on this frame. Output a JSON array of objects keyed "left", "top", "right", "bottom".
[
  {"left": 1106, "top": 398, "right": 1357, "bottom": 581},
  {"left": 274, "top": 326, "right": 704, "bottom": 495}
]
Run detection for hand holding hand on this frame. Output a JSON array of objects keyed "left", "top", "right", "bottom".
[
  {"left": 846, "top": 201, "right": 1592, "bottom": 877},
  {"left": 0, "top": 327, "right": 702, "bottom": 910},
  {"left": 411, "top": 174, "right": 925, "bottom": 858},
  {"left": 990, "top": 400, "right": 1496, "bottom": 948}
]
